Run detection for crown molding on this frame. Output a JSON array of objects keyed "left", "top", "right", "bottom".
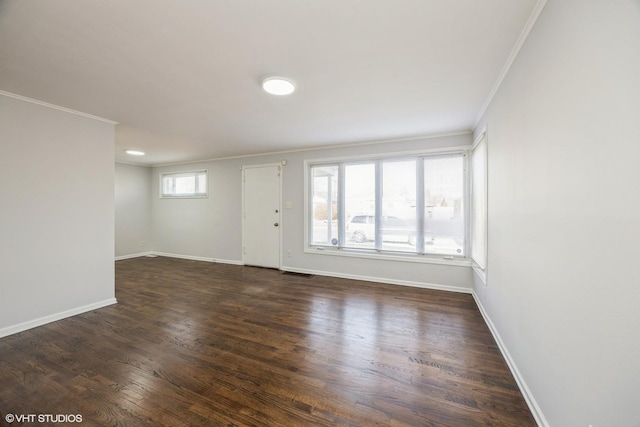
[
  {"left": 0, "top": 90, "right": 118, "bottom": 125},
  {"left": 150, "top": 130, "right": 473, "bottom": 167},
  {"left": 474, "top": 0, "right": 548, "bottom": 129}
]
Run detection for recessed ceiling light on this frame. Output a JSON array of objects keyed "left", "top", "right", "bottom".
[
  {"left": 262, "top": 77, "right": 296, "bottom": 96},
  {"left": 125, "top": 150, "right": 145, "bottom": 156}
]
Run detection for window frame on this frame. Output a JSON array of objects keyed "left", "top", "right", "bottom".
[
  {"left": 304, "top": 146, "right": 472, "bottom": 266},
  {"left": 470, "top": 128, "right": 488, "bottom": 281},
  {"left": 159, "top": 169, "right": 208, "bottom": 199}
]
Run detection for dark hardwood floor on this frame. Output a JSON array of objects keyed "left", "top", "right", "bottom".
[{"left": 0, "top": 257, "right": 535, "bottom": 426}]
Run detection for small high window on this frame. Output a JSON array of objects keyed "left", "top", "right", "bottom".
[{"left": 160, "top": 170, "right": 208, "bottom": 198}]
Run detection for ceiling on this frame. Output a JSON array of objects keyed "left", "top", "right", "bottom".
[{"left": 0, "top": 0, "right": 539, "bottom": 166}]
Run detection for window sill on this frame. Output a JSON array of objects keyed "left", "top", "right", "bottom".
[
  {"left": 304, "top": 246, "right": 472, "bottom": 267},
  {"left": 160, "top": 195, "right": 209, "bottom": 199}
]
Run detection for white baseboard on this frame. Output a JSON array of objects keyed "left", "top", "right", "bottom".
[
  {"left": 280, "top": 265, "right": 472, "bottom": 294},
  {"left": 115, "top": 251, "right": 152, "bottom": 261},
  {"left": 471, "top": 290, "right": 548, "bottom": 427},
  {"left": 150, "top": 251, "right": 243, "bottom": 265},
  {"left": 0, "top": 298, "right": 118, "bottom": 339},
  {"left": 214, "top": 258, "right": 244, "bottom": 266}
]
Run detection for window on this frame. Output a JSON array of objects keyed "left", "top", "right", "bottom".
[
  {"left": 310, "top": 165, "right": 339, "bottom": 245},
  {"left": 344, "top": 163, "right": 376, "bottom": 249},
  {"left": 160, "top": 170, "right": 207, "bottom": 198},
  {"left": 471, "top": 131, "right": 487, "bottom": 273},
  {"left": 381, "top": 159, "right": 416, "bottom": 252},
  {"left": 308, "top": 151, "right": 466, "bottom": 260},
  {"left": 423, "top": 155, "right": 465, "bottom": 255}
]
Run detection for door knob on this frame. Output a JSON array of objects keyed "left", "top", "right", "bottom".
[{"left": 274, "top": 223, "right": 279, "bottom": 227}]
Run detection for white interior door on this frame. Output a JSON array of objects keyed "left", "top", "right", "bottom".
[{"left": 243, "top": 164, "right": 281, "bottom": 268}]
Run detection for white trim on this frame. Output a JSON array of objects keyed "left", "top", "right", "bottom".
[
  {"left": 115, "top": 251, "right": 153, "bottom": 261},
  {"left": 115, "top": 160, "right": 151, "bottom": 167},
  {"left": 471, "top": 290, "right": 549, "bottom": 427},
  {"left": 151, "top": 131, "right": 473, "bottom": 167},
  {"left": 151, "top": 251, "right": 243, "bottom": 265},
  {"left": 472, "top": 264, "right": 487, "bottom": 285},
  {"left": 303, "top": 247, "right": 471, "bottom": 267},
  {"left": 474, "top": 0, "right": 548, "bottom": 128},
  {"left": 210, "top": 257, "right": 245, "bottom": 266},
  {"left": 472, "top": 126, "right": 488, "bottom": 150},
  {"left": 159, "top": 169, "right": 208, "bottom": 198},
  {"left": 305, "top": 145, "right": 471, "bottom": 166},
  {"left": 153, "top": 252, "right": 213, "bottom": 262},
  {"left": 303, "top": 160, "right": 311, "bottom": 251},
  {"left": 470, "top": 128, "right": 488, "bottom": 274},
  {"left": 280, "top": 266, "right": 472, "bottom": 294},
  {"left": 0, "top": 298, "right": 118, "bottom": 339},
  {"left": 0, "top": 90, "right": 118, "bottom": 124}
]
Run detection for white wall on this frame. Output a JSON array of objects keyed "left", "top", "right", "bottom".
[
  {"left": 0, "top": 94, "right": 116, "bottom": 337},
  {"left": 115, "top": 162, "right": 152, "bottom": 258},
  {"left": 474, "top": 0, "right": 640, "bottom": 425},
  {"left": 151, "top": 133, "right": 473, "bottom": 291}
]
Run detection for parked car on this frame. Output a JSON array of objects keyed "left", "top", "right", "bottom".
[{"left": 347, "top": 215, "right": 414, "bottom": 244}]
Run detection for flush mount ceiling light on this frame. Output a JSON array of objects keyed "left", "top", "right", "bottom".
[
  {"left": 125, "top": 150, "right": 145, "bottom": 156},
  {"left": 262, "top": 77, "right": 296, "bottom": 96}
]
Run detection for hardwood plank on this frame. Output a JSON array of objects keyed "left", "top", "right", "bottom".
[{"left": 0, "top": 257, "right": 535, "bottom": 426}]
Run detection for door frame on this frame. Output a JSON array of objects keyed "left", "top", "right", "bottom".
[{"left": 241, "top": 163, "right": 283, "bottom": 269}]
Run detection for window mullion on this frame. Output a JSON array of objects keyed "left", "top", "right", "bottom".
[
  {"left": 326, "top": 174, "right": 334, "bottom": 243},
  {"left": 416, "top": 158, "right": 425, "bottom": 254},
  {"left": 337, "top": 164, "right": 346, "bottom": 248},
  {"left": 307, "top": 169, "right": 313, "bottom": 245},
  {"left": 374, "top": 160, "right": 382, "bottom": 251}
]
